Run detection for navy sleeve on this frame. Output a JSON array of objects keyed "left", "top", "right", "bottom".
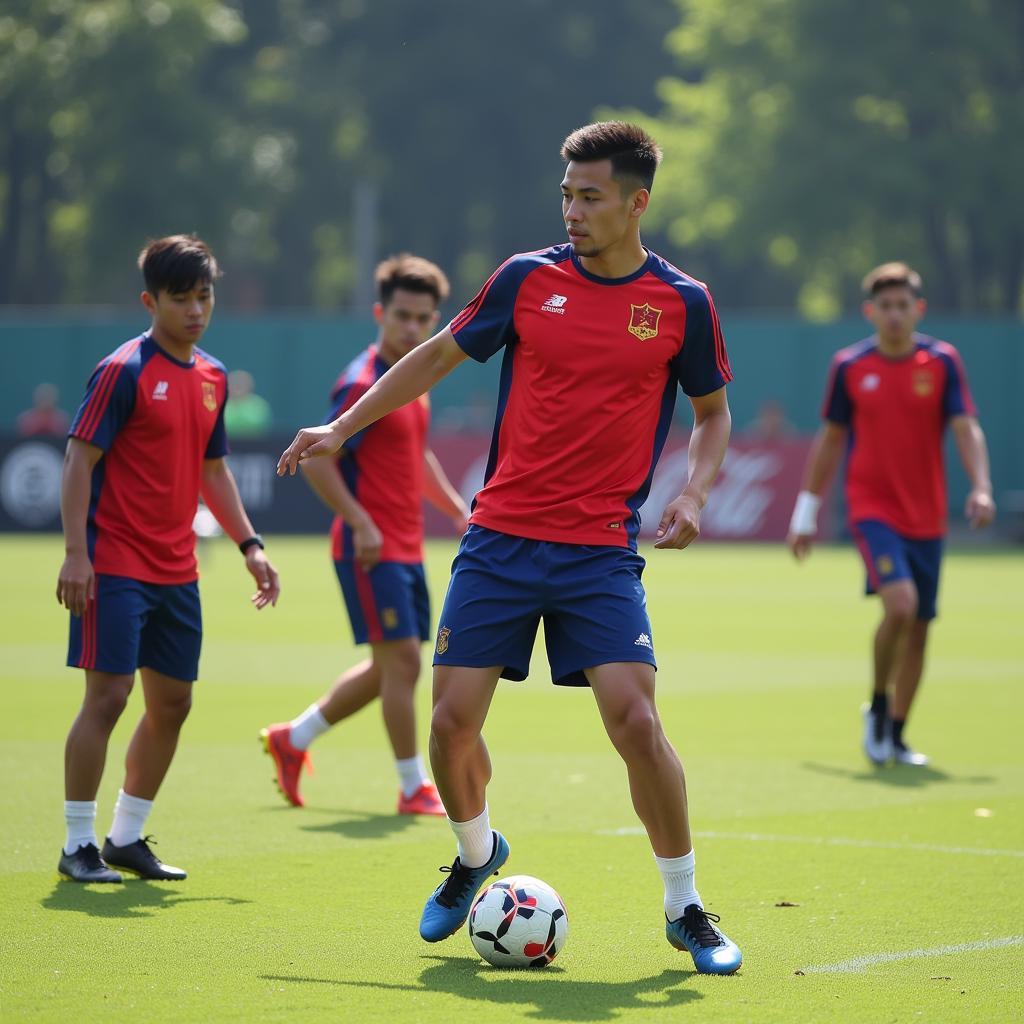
[
  {"left": 822, "top": 357, "right": 853, "bottom": 425},
  {"left": 204, "top": 377, "right": 230, "bottom": 459},
  {"left": 938, "top": 346, "right": 977, "bottom": 420},
  {"left": 671, "top": 288, "right": 733, "bottom": 397},
  {"left": 323, "top": 382, "right": 372, "bottom": 453},
  {"left": 68, "top": 356, "right": 138, "bottom": 451},
  {"left": 449, "top": 257, "right": 530, "bottom": 363}
]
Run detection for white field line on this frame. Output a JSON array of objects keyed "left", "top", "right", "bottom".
[
  {"left": 800, "top": 935, "right": 1024, "bottom": 974},
  {"left": 595, "top": 827, "right": 1024, "bottom": 859}
]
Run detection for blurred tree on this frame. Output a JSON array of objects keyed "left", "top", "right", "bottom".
[
  {"left": 0, "top": 1, "right": 678, "bottom": 309},
  {"left": 616, "top": 0, "right": 1024, "bottom": 315}
]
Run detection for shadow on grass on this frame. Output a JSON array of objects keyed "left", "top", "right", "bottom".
[
  {"left": 41, "top": 881, "right": 252, "bottom": 919},
  {"left": 802, "top": 761, "right": 995, "bottom": 787},
  {"left": 296, "top": 808, "right": 419, "bottom": 840},
  {"left": 261, "top": 955, "right": 706, "bottom": 1021}
]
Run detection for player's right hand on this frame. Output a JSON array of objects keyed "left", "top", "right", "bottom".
[
  {"left": 56, "top": 552, "right": 95, "bottom": 616},
  {"left": 353, "top": 520, "right": 384, "bottom": 572},
  {"left": 787, "top": 532, "right": 814, "bottom": 561},
  {"left": 277, "top": 424, "right": 346, "bottom": 476}
]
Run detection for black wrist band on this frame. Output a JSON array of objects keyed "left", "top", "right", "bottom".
[{"left": 239, "top": 534, "right": 264, "bottom": 554}]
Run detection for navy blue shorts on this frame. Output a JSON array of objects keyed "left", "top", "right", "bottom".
[
  {"left": 433, "top": 525, "right": 657, "bottom": 687},
  {"left": 334, "top": 560, "right": 431, "bottom": 645},
  {"left": 851, "top": 519, "right": 944, "bottom": 620},
  {"left": 67, "top": 575, "right": 202, "bottom": 681}
]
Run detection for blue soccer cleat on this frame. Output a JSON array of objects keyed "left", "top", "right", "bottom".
[
  {"left": 419, "top": 831, "right": 509, "bottom": 942},
  {"left": 666, "top": 904, "right": 742, "bottom": 975}
]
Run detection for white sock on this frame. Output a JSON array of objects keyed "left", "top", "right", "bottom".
[
  {"left": 449, "top": 805, "right": 493, "bottom": 869},
  {"left": 64, "top": 800, "right": 98, "bottom": 855},
  {"left": 108, "top": 789, "right": 153, "bottom": 847},
  {"left": 656, "top": 850, "right": 701, "bottom": 921},
  {"left": 290, "top": 704, "right": 330, "bottom": 750},
  {"left": 396, "top": 755, "right": 428, "bottom": 798}
]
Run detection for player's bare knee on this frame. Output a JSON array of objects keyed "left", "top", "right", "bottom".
[
  {"left": 83, "top": 678, "right": 133, "bottom": 728},
  {"left": 881, "top": 583, "right": 918, "bottom": 625},
  {"left": 374, "top": 640, "right": 421, "bottom": 685},
  {"left": 608, "top": 703, "right": 662, "bottom": 763},
  {"left": 429, "top": 702, "right": 478, "bottom": 752},
  {"left": 148, "top": 690, "right": 193, "bottom": 730}
]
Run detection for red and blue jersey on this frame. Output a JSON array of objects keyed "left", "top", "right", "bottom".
[
  {"left": 450, "top": 244, "right": 732, "bottom": 549},
  {"left": 822, "top": 334, "right": 976, "bottom": 538},
  {"left": 327, "top": 345, "right": 429, "bottom": 564},
  {"left": 69, "top": 332, "right": 229, "bottom": 584}
]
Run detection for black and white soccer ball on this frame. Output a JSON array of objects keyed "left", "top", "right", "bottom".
[{"left": 468, "top": 874, "right": 568, "bottom": 968}]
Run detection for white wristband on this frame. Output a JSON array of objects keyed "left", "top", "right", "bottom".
[{"left": 789, "top": 491, "right": 821, "bottom": 536}]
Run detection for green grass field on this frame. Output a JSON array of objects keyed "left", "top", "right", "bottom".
[{"left": 1, "top": 536, "right": 1022, "bottom": 1023}]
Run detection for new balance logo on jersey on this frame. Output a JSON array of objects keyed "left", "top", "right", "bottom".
[
  {"left": 634, "top": 633, "right": 652, "bottom": 649},
  {"left": 542, "top": 294, "right": 568, "bottom": 314},
  {"left": 152, "top": 381, "right": 169, "bottom": 400}
]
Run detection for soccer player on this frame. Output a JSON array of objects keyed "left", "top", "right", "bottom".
[
  {"left": 788, "top": 262, "right": 995, "bottom": 766},
  {"left": 260, "top": 255, "right": 469, "bottom": 815},
  {"left": 278, "top": 123, "right": 742, "bottom": 974},
  {"left": 56, "top": 235, "right": 280, "bottom": 883}
]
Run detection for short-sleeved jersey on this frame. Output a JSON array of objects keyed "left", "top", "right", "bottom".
[
  {"left": 822, "top": 334, "right": 976, "bottom": 538},
  {"left": 326, "top": 345, "right": 429, "bottom": 564},
  {"left": 450, "top": 244, "right": 732, "bottom": 549},
  {"left": 69, "top": 332, "right": 229, "bottom": 584}
]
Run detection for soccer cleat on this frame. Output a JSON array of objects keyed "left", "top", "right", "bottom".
[
  {"left": 419, "top": 831, "right": 510, "bottom": 942},
  {"left": 862, "top": 703, "right": 893, "bottom": 765},
  {"left": 666, "top": 904, "right": 742, "bottom": 975},
  {"left": 58, "top": 843, "right": 122, "bottom": 883},
  {"left": 261, "top": 723, "right": 313, "bottom": 807},
  {"left": 101, "top": 836, "right": 187, "bottom": 880},
  {"left": 893, "top": 742, "right": 929, "bottom": 766},
  {"left": 398, "top": 781, "right": 447, "bottom": 817}
]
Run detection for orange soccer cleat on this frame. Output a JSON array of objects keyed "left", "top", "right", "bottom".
[
  {"left": 398, "top": 780, "right": 446, "bottom": 817},
  {"left": 260, "top": 723, "right": 313, "bottom": 807}
]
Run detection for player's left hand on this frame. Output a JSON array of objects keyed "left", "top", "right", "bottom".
[
  {"left": 654, "top": 494, "right": 701, "bottom": 549},
  {"left": 245, "top": 548, "right": 280, "bottom": 609},
  {"left": 450, "top": 507, "right": 470, "bottom": 536},
  {"left": 965, "top": 489, "right": 996, "bottom": 529}
]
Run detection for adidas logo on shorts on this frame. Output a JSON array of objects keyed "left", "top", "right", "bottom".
[{"left": 634, "top": 633, "right": 652, "bottom": 649}]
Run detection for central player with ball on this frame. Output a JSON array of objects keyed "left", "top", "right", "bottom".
[{"left": 279, "top": 121, "right": 741, "bottom": 974}]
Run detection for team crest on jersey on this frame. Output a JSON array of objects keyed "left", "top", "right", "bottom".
[
  {"left": 628, "top": 303, "right": 662, "bottom": 341},
  {"left": 202, "top": 381, "right": 218, "bottom": 412},
  {"left": 912, "top": 370, "right": 934, "bottom": 396},
  {"left": 382, "top": 607, "right": 398, "bottom": 630},
  {"left": 436, "top": 627, "right": 451, "bottom": 655}
]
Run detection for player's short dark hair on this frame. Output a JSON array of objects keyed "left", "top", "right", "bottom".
[
  {"left": 862, "top": 262, "right": 923, "bottom": 298},
  {"left": 375, "top": 253, "right": 450, "bottom": 307},
  {"left": 560, "top": 121, "right": 663, "bottom": 193},
  {"left": 138, "top": 235, "right": 221, "bottom": 296}
]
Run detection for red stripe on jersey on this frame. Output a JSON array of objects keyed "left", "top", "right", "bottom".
[
  {"left": 708, "top": 297, "right": 732, "bottom": 381},
  {"left": 450, "top": 248, "right": 552, "bottom": 334},
  {"left": 353, "top": 566, "right": 383, "bottom": 642},
  {"left": 77, "top": 340, "right": 141, "bottom": 441}
]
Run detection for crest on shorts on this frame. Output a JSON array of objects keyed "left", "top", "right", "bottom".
[
  {"left": 382, "top": 607, "right": 398, "bottom": 631},
  {"left": 628, "top": 303, "right": 662, "bottom": 341},
  {"left": 877, "top": 555, "right": 894, "bottom": 576},
  {"left": 436, "top": 626, "right": 451, "bottom": 655},
  {"left": 202, "top": 380, "right": 218, "bottom": 412},
  {"left": 912, "top": 369, "right": 934, "bottom": 397}
]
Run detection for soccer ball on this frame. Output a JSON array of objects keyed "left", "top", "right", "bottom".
[{"left": 468, "top": 874, "right": 568, "bottom": 968}]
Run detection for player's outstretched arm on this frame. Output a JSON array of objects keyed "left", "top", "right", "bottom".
[
  {"left": 787, "top": 422, "right": 848, "bottom": 560},
  {"left": 655, "top": 387, "right": 731, "bottom": 550},
  {"left": 950, "top": 415, "right": 996, "bottom": 529},
  {"left": 277, "top": 328, "right": 467, "bottom": 476},
  {"left": 57, "top": 438, "right": 103, "bottom": 616},
  {"left": 201, "top": 458, "right": 280, "bottom": 608}
]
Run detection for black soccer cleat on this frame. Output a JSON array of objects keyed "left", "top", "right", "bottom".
[
  {"left": 101, "top": 835, "right": 187, "bottom": 881},
  {"left": 58, "top": 843, "right": 123, "bottom": 883}
]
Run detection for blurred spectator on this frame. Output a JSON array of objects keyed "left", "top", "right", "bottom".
[
  {"left": 224, "top": 369, "right": 272, "bottom": 438},
  {"left": 17, "top": 383, "right": 70, "bottom": 438},
  {"left": 744, "top": 399, "right": 795, "bottom": 442}
]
